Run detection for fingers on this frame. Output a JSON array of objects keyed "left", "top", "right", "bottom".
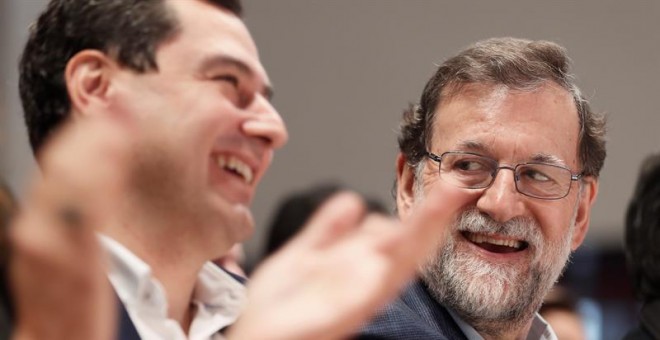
[
  {"left": 378, "top": 181, "right": 452, "bottom": 269},
  {"left": 8, "top": 114, "right": 126, "bottom": 340},
  {"left": 229, "top": 186, "right": 454, "bottom": 340},
  {"left": 32, "top": 117, "right": 131, "bottom": 227},
  {"left": 10, "top": 117, "right": 126, "bottom": 282},
  {"left": 290, "top": 192, "right": 366, "bottom": 250},
  {"left": 9, "top": 207, "right": 114, "bottom": 340},
  {"left": 14, "top": 115, "right": 131, "bottom": 263},
  {"left": 10, "top": 205, "right": 101, "bottom": 277}
]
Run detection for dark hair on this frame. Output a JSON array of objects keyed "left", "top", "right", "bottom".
[
  {"left": 265, "top": 183, "right": 388, "bottom": 256},
  {"left": 625, "top": 153, "right": 660, "bottom": 301},
  {"left": 398, "top": 37, "right": 606, "bottom": 178},
  {"left": 0, "top": 180, "right": 17, "bottom": 318},
  {"left": 19, "top": 0, "right": 242, "bottom": 153}
]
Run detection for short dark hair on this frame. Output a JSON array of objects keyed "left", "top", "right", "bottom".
[
  {"left": 19, "top": 0, "right": 242, "bottom": 153},
  {"left": 625, "top": 153, "right": 660, "bottom": 301},
  {"left": 398, "top": 37, "right": 606, "bottom": 178},
  {"left": 265, "top": 183, "right": 388, "bottom": 256}
]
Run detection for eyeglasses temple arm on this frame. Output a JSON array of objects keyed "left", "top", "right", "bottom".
[{"left": 426, "top": 152, "right": 442, "bottom": 162}]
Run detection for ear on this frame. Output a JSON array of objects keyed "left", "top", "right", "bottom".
[
  {"left": 64, "top": 50, "right": 117, "bottom": 118},
  {"left": 570, "top": 177, "right": 598, "bottom": 250},
  {"left": 396, "top": 153, "right": 417, "bottom": 220}
]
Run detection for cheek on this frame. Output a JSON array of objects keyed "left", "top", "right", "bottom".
[
  {"left": 255, "top": 150, "right": 273, "bottom": 182},
  {"left": 419, "top": 179, "right": 480, "bottom": 221},
  {"left": 526, "top": 201, "right": 575, "bottom": 243},
  {"left": 180, "top": 104, "right": 241, "bottom": 147}
]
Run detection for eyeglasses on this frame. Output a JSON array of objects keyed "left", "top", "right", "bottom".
[{"left": 426, "top": 151, "right": 583, "bottom": 200}]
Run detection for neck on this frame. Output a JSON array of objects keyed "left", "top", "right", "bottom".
[
  {"left": 477, "top": 318, "right": 534, "bottom": 340},
  {"left": 104, "top": 221, "right": 205, "bottom": 327},
  {"left": 152, "top": 259, "right": 200, "bottom": 333},
  {"left": 100, "top": 205, "right": 233, "bottom": 333}
]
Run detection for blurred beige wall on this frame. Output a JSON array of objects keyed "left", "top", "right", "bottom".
[
  {"left": 1, "top": 0, "right": 41, "bottom": 196},
  {"left": 2, "top": 1, "right": 659, "bottom": 264}
]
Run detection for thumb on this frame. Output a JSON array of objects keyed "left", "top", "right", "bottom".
[{"left": 384, "top": 181, "right": 455, "bottom": 265}]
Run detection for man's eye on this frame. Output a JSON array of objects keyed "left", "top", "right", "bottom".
[
  {"left": 213, "top": 75, "right": 239, "bottom": 87},
  {"left": 521, "top": 169, "right": 551, "bottom": 182},
  {"left": 211, "top": 75, "right": 253, "bottom": 108},
  {"left": 454, "top": 160, "right": 486, "bottom": 172}
]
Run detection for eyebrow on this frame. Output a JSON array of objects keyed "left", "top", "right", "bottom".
[
  {"left": 454, "top": 140, "right": 568, "bottom": 167},
  {"left": 527, "top": 153, "right": 567, "bottom": 167},
  {"left": 200, "top": 55, "right": 274, "bottom": 101},
  {"left": 454, "top": 140, "right": 491, "bottom": 154}
]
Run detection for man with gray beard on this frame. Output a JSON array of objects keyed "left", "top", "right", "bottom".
[{"left": 358, "top": 37, "right": 606, "bottom": 340}]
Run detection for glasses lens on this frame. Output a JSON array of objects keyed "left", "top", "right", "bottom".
[
  {"left": 516, "top": 164, "right": 572, "bottom": 199},
  {"left": 439, "top": 152, "right": 496, "bottom": 188}
]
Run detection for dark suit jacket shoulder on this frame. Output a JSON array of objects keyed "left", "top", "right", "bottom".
[{"left": 356, "top": 280, "right": 467, "bottom": 340}]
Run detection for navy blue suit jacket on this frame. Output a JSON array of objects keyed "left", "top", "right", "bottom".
[
  {"left": 356, "top": 279, "right": 468, "bottom": 340},
  {"left": 117, "top": 300, "right": 141, "bottom": 340}
]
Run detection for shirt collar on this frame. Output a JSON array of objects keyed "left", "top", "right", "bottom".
[
  {"left": 193, "top": 261, "right": 246, "bottom": 311},
  {"left": 446, "top": 307, "right": 558, "bottom": 340},
  {"left": 99, "top": 234, "right": 247, "bottom": 317},
  {"left": 99, "top": 234, "right": 163, "bottom": 310}
]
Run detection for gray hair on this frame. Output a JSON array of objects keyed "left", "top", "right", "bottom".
[{"left": 398, "top": 37, "right": 606, "bottom": 178}]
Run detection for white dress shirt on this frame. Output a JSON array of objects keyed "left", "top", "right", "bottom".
[
  {"left": 100, "top": 235, "right": 247, "bottom": 340},
  {"left": 447, "top": 307, "right": 558, "bottom": 340}
]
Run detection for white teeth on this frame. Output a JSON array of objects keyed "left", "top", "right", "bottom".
[
  {"left": 217, "top": 155, "right": 254, "bottom": 184},
  {"left": 466, "top": 233, "right": 522, "bottom": 249}
]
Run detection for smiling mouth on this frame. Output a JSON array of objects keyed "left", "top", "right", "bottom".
[
  {"left": 217, "top": 154, "right": 254, "bottom": 185},
  {"left": 462, "top": 231, "right": 528, "bottom": 254}
]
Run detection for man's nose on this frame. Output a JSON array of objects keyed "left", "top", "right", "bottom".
[
  {"left": 242, "top": 94, "right": 289, "bottom": 149},
  {"left": 475, "top": 167, "right": 526, "bottom": 223}
]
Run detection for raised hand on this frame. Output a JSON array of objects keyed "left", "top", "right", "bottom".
[
  {"left": 9, "top": 117, "right": 132, "bottom": 340},
  {"left": 228, "top": 184, "right": 451, "bottom": 340}
]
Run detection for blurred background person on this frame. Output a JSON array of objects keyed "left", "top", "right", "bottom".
[
  {"left": 623, "top": 153, "right": 660, "bottom": 339},
  {"left": 1, "top": 179, "right": 17, "bottom": 340},
  {"left": 540, "top": 285, "right": 587, "bottom": 340},
  {"left": 261, "top": 182, "right": 387, "bottom": 261},
  {"left": 220, "top": 182, "right": 389, "bottom": 276}
]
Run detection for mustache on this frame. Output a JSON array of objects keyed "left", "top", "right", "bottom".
[{"left": 453, "top": 207, "right": 542, "bottom": 249}]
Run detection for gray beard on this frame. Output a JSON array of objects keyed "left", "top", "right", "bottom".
[{"left": 420, "top": 207, "right": 574, "bottom": 337}]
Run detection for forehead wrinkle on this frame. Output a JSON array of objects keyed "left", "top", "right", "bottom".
[
  {"left": 476, "top": 85, "right": 509, "bottom": 117},
  {"left": 434, "top": 83, "right": 580, "bottom": 167},
  {"left": 453, "top": 140, "right": 569, "bottom": 168}
]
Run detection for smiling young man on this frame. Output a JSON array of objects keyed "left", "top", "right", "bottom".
[
  {"left": 14, "top": 1, "right": 460, "bottom": 339},
  {"left": 359, "top": 38, "right": 606, "bottom": 340},
  {"left": 19, "top": 0, "right": 285, "bottom": 338}
]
